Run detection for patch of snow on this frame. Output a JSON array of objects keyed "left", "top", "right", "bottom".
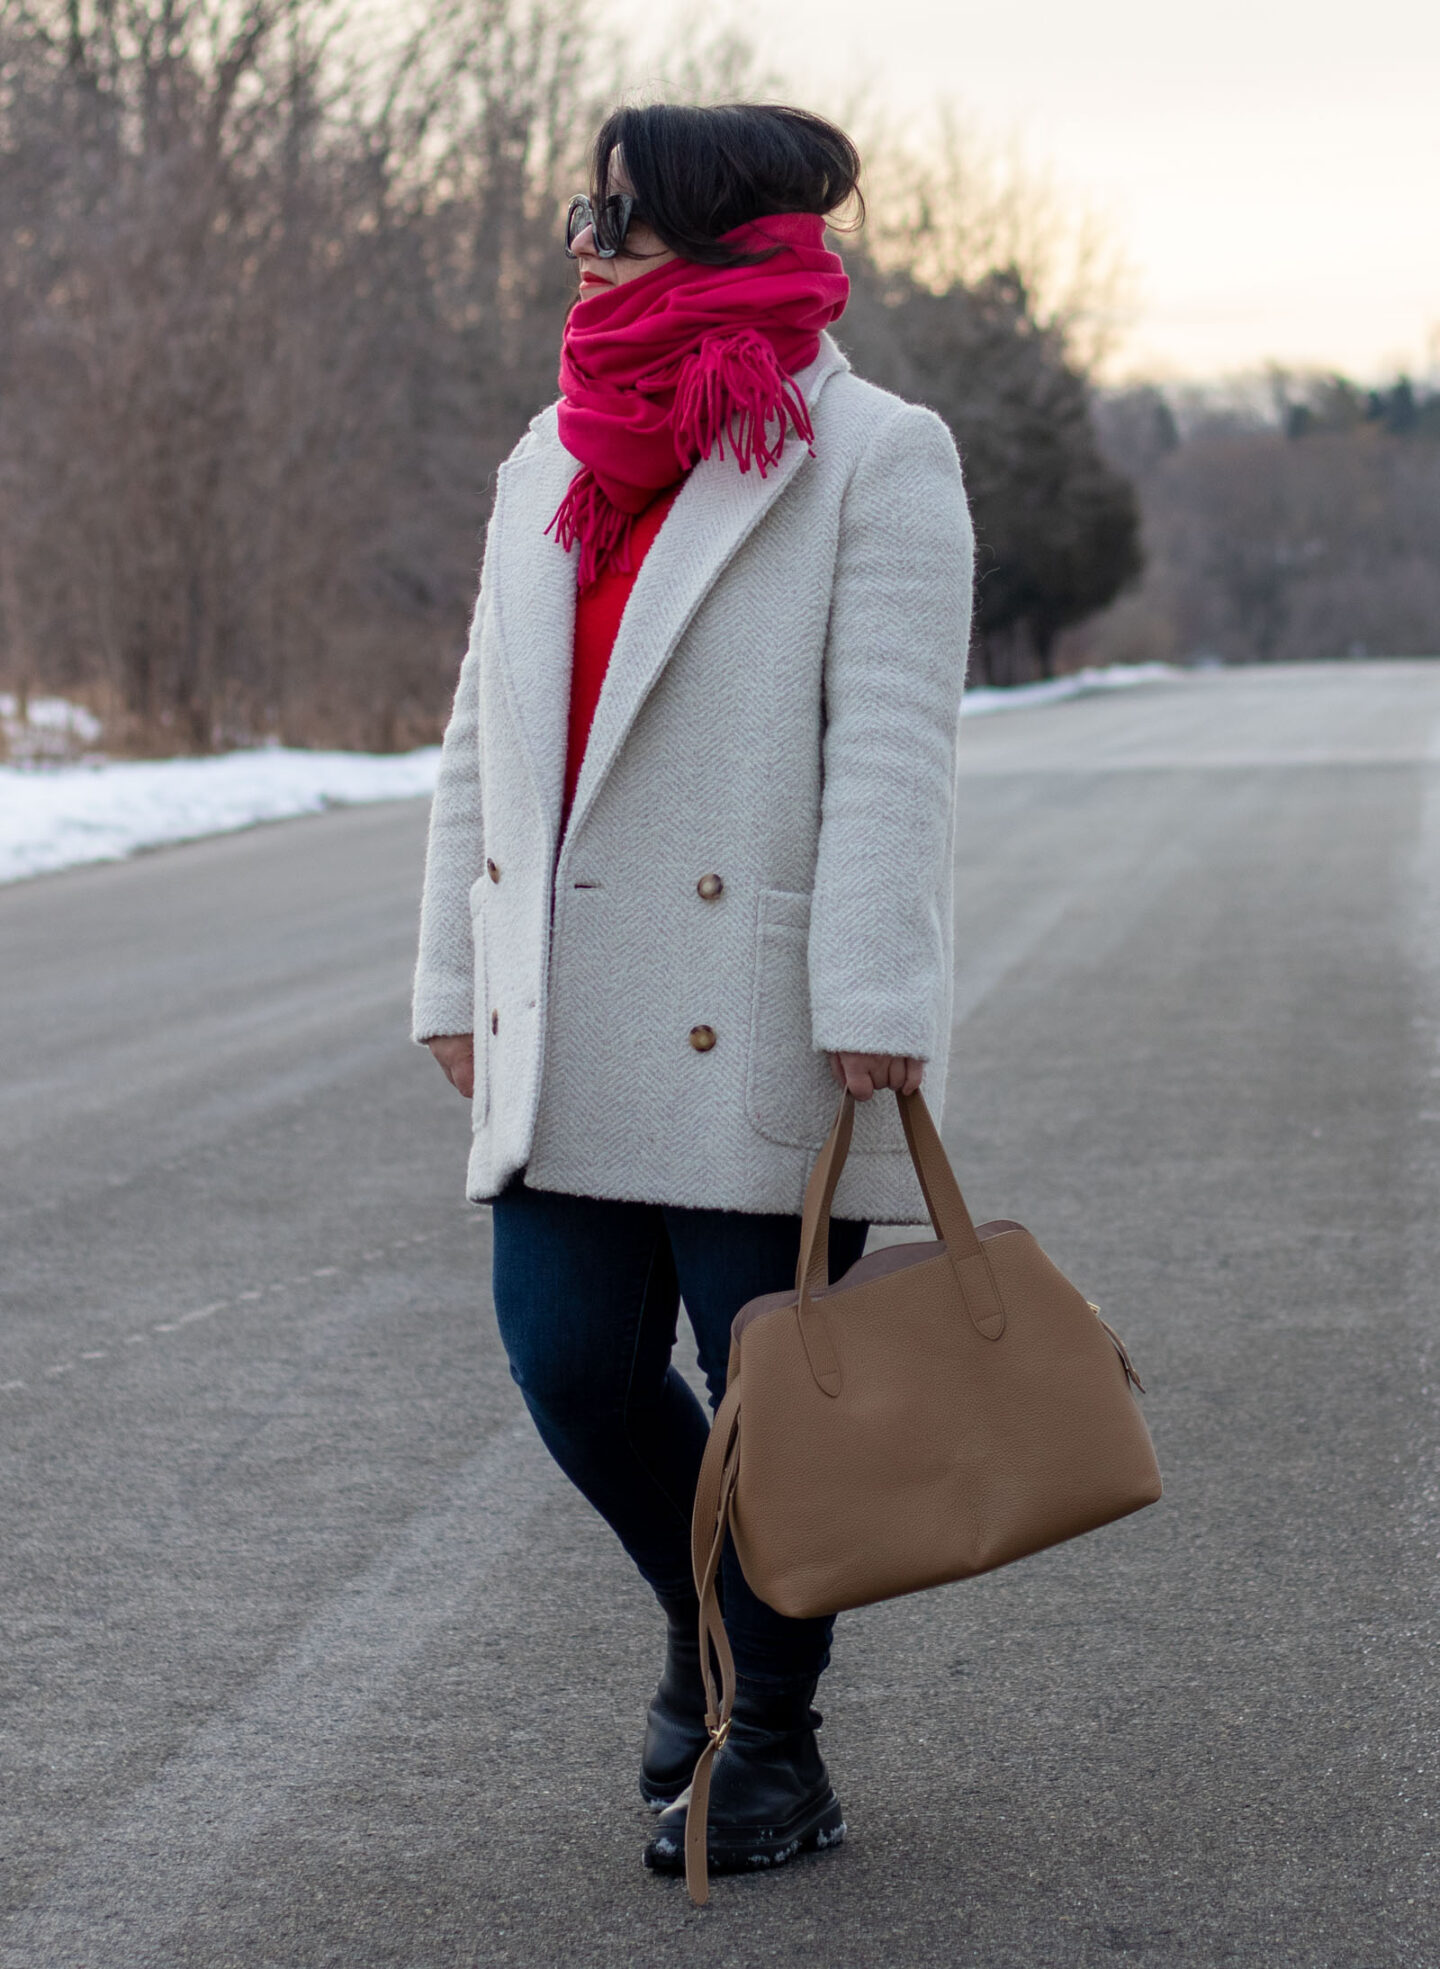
[
  {"left": 0, "top": 745, "right": 441, "bottom": 885},
  {"left": 1, "top": 692, "right": 105, "bottom": 763},
  {"left": 961, "top": 662, "right": 1181, "bottom": 717}
]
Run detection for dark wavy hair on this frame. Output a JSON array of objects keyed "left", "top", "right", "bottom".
[{"left": 589, "top": 103, "right": 864, "bottom": 268}]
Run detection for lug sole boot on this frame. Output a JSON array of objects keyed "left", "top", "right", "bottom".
[
  {"left": 639, "top": 1596, "right": 711, "bottom": 1809},
  {"left": 642, "top": 1675, "right": 845, "bottom": 1876}
]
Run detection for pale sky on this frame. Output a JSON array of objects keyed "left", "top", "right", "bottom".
[{"left": 608, "top": 0, "right": 1440, "bottom": 383}]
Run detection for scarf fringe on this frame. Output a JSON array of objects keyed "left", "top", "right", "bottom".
[
  {"left": 550, "top": 328, "right": 820, "bottom": 588},
  {"left": 672, "top": 330, "right": 816, "bottom": 475},
  {"left": 546, "top": 470, "right": 637, "bottom": 591}
]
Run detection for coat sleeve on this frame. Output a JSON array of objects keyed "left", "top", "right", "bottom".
[
  {"left": 411, "top": 615, "right": 485, "bottom": 1045},
  {"left": 808, "top": 401, "right": 974, "bottom": 1061}
]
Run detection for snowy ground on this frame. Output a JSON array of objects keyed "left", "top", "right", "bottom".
[
  {"left": 0, "top": 664, "right": 1179, "bottom": 885},
  {"left": 958, "top": 661, "right": 1178, "bottom": 717},
  {"left": 0, "top": 744, "right": 444, "bottom": 885},
  {"left": 0, "top": 692, "right": 105, "bottom": 764}
]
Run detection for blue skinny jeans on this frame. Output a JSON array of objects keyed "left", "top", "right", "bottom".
[{"left": 489, "top": 1170, "right": 869, "bottom": 1689}]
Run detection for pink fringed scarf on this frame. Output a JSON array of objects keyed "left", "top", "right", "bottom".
[{"left": 547, "top": 211, "right": 850, "bottom": 588}]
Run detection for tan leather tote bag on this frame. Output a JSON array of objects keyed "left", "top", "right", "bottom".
[{"left": 683, "top": 1085, "right": 1161, "bottom": 1902}]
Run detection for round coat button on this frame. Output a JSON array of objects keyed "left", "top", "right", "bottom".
[
  {"left": 688, "top": 1024, "right": 717, "bottom": 1052},
  {"left": 696, "top": 873, "right": 723, "bottom": 901},
  {"left": 486, "top": 858, "right": 500, "bottom": 882}
]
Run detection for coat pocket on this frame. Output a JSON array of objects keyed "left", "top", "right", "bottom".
[
  {"left": 744, "top": 887, "right": 840, "bottom": 1149},
  {"left": 468, "top": 877, "right": 491, "bottom": 1129}
]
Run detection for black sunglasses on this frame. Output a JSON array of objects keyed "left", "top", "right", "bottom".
[{"left": 565, "top": 192, "right": 640, "bottom": 259}]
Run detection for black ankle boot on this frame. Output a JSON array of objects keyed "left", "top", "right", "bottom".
[
  {"left": 639, "top": 1597, "right": 711, "bottom": 1808},
  {"left": 642, "top": 1674, "right": 845, "bottom": 1875}
]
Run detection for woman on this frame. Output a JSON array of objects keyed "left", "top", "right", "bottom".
[{"left": 412, "top": 101, "right": 974, "bottom": 1881}]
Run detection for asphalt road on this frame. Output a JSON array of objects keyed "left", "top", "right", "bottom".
[{"left": 2, "top": 660, "right": 1437, "bottom": 1968}]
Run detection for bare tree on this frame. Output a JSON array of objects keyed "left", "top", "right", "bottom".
[
  {"left": 856, "top": 104, "right": 1135, "bottom": 376},
  {"left": 1075, "top": 378, "right": 1440, "bottom": 669},
  {"left": 0, "top": 0, "right": 605, "bottom": 749}
]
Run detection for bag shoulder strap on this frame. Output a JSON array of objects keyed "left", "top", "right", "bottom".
[{"left": 683, "top": 1378, "right": 742, "bottom": 1906}]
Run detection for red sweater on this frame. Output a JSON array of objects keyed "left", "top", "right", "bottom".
[{"left": 561, "top": 480, "right": 684, "bottom": 836}]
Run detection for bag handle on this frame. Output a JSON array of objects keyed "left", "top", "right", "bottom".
[
  {"left": 684, "top": 1379, "right": 742, "bottom": 1906},
  {"left": 794, "top": 1086, "right": 1007, "bottom": 1398}
]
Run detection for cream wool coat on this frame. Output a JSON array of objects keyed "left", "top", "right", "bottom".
[{"left": 411, "top": 331, "right": 974, "bottom": 1223}]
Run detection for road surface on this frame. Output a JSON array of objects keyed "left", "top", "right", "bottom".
[{"left": 2, "top": 660, "right": 1437, "bottom": 1966}]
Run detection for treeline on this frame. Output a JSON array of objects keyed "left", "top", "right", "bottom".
[
  {"left": 0, "top": 0, "right": 1137, "bottom": 751},
  {"left": 1067, "top": 371, "right": 1440, "bottom": 670}
]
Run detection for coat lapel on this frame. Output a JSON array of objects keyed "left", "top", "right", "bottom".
[
  {"left": 488, "top": 335, "right": 850, "bottom": 858},
  {"left": 485, "top": 414, "right": 581, "bottom": 855}
]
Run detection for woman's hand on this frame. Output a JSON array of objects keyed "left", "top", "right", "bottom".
[
  {"left": 426, "top": 1033, "right": 475, "bottom": 1100},
  {"left": 828, "top": 1051, "right": 924, "bottom": 1100}
]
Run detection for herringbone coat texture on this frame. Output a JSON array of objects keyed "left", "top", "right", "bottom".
[{"left": 411, "top": 332, "right": 975, "bottom": 1222}]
